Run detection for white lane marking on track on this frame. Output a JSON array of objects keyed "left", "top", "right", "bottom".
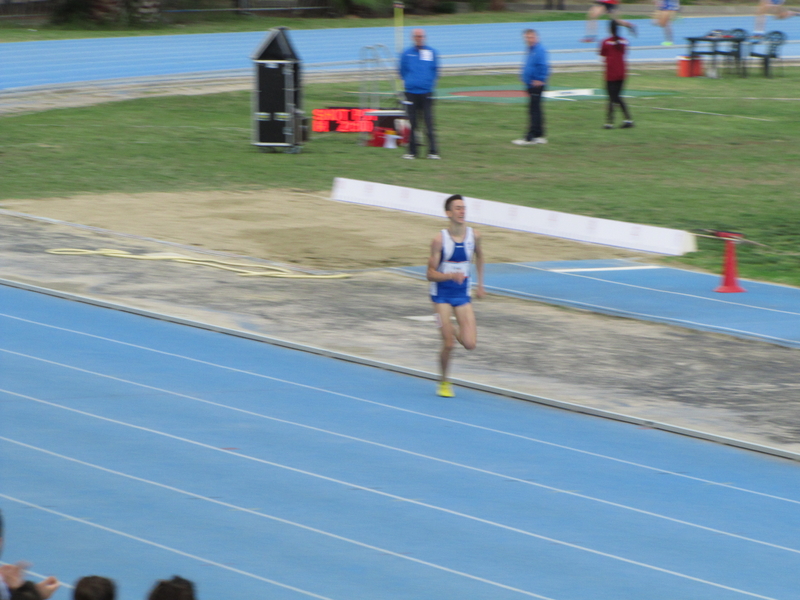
[
  {"left": 0, "top": 318, "right": 798, "bottom": 507},
  {"left": 0, "top": 492, "right": 335, "bottom": 600},
  {"left": 549, "top": 266, "right": 664, "bottom": 273},
  {"left": 486, "top": 282, "right": 800, "bottom": 348},
  {"left": 4, "top": 348, "right": 800, "bottom": 556},
  {"left": 0, "top": 437, "right": 557, "bottom": 600},
  {"left": 0, "top": 430, "right": 783, "bottom": 600},
  {"left": 513, "top": 263, "right": 800, "bottom": 317}
]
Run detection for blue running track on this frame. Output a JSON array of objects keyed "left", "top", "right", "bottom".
[
  {"left": 2, "top": 282, "right": 800, "bottom": 600},
  {"left": 397, "top": 259, "right": 800, "bottom": 348},
  {"left": 1, "top": 16, "right": 798, "bottom": 91}
]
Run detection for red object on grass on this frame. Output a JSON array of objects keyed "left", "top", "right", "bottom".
[
  {"left": 714, "top": 231, "right": 746, "bottom": 293},
  {"left": 368, "top": 128, "right": 387, "bottom": 147}
]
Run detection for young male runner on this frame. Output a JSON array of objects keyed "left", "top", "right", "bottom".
[{"left": 427, "top": 194, "right": 485, "bottom": 398}]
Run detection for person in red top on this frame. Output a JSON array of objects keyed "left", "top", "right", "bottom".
[{"left": 599, "top": 20, "right": 634, "bottom": 129}]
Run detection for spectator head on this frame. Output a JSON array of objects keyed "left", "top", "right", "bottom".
[
  {"left": 147, "top": 577, "right": 195, "bottom": 600},
  {"left": 73, "top": 576, "right": 115, "bottom": 600},
  {"left": 10, "top": 582, "right": 41, "bottom": 600},
  {"left": 610, "top": 19, "right": 619, "bottom": 37},
  {"left": 412, "top": 28, "right": 426, "bottom": 48},
  {"left": 524, "top": 29, "right": 538, "bottom": 47}
]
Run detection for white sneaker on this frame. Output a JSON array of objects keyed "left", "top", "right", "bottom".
[
  {"left": 427, "top": 154, "right": 441, "bottom": 159},
  {"left": 532, "top": 137, "right": 548, "bottom": 144},
  {"left": 512, "top": 139, "right": 535, "bottom": 146},
  {"left": 401, "top": 154, "right": 416, "bottom": 159}
]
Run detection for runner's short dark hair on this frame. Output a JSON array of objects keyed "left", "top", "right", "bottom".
[{"left": 444, "top": 194, "right": 463, "bottom": 212}]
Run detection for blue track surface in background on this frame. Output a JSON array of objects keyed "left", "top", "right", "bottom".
[
  {"left": 1, "top": 16, "right": 798, "bottom": 90},
  {"left": 2, "top": 282, "right": 800, "bottom": 600},
  {"left": 396, "top": 259, "right": 800, "bottom": 347}
]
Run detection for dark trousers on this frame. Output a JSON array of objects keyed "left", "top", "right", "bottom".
[
  {"left": 606, "top": 79, "right": 631, "bottom": 122},
  {"left": 526, "top": 85, "right": 545, "bottom": 141},
  {"left": 405, "top": 92, "right": 437, "bottom": 156}
]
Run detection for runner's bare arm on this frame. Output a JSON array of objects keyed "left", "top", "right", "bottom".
[
  {"left": 427, "top": 233, "right": 466, "bottom": 284},
  {"left": 474, "top": 230, "right": 486, "bottom": 298}
]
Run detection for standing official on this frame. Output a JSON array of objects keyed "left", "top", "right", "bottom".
[
  {"left": 513, "top": 29, "right": 549, "bottom": 146},
  {"left": 399, "top": 29, "right": 440, "bottom": 160},
  {"left": 600, "top": 20, "right": 634, "bottom": 128}
]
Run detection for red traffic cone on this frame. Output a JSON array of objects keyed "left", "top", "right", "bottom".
[{"left": 714, "top": 232, "right": 746, "bottom": 293}]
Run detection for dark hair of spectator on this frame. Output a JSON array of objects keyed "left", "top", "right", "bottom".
[
  {"left": 610, "top": 19, "right": 619, "bottom": 38},
  {"left": 147, "top": 577, "right": 195, "bottom": 600},
  {"left": 74, "top": 576, "right": 116, "bottom": 600},
  {"left": 444, "top": 194, "right": 463, "bottom": 212},
  {"left": 10, "top": 582, "right": 42, "bottom": 600}
]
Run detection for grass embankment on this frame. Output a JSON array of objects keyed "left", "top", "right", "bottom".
[{"left": 2, "top": 69, "right": 799, "bottom": 284}]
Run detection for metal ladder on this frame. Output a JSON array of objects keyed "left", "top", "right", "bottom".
[{"left": 359, "top": 44, "right": 401, "bottom": 111}]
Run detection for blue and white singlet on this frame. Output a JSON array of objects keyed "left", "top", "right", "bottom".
[{"left": 430, "top": 227, "right": 475, "bottom": 305}]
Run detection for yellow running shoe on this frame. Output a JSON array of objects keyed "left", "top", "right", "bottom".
[{"left": 437, "top": 381, "right": 455, "bottom": 397}]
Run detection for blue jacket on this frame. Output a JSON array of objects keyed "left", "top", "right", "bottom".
[
  {"left": 520, "top": 42, "right": 549, "bottom": 87},
  {"left": 399, "top": 45, "right": 439, "bottom": 94}
]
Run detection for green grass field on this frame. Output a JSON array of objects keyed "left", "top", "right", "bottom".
[{"left": 2, "top": 68, "right": 800, "bottom": 284}]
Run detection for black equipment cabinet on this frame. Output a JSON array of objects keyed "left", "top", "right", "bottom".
[{"left": 252, "top": 27, "right": 305, "bottom": 152}]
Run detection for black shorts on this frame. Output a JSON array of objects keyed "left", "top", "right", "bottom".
[{"left": 594, "top": 1, "right": 618, "bottom": 13}]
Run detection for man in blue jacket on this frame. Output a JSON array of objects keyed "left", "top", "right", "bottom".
[
  {"left": 399, "top": 29, "right": 440, "bottom": 160},
  {"left": 513, "top": 29, "right": 550, "bottom": 146}
]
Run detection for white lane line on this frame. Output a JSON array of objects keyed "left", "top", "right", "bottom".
[
  {"left": 0, "top": 438, "right": 557, "bottom": 600},
  {"left": 549, "top": 266, "right": 664, "bottom": 273},
  {"left": 0, "top": 432, "right": 782, "bottom": 600},
  {"left": 512, "top": 263, "right": 800, "bottom": 317},
  {"left": 486, "top": 282, "right": 800, "bottom": 348},
  {"left": 0, "top": 493, "right": 335, "bottom": 600},
  {"left": 0, "top": 323, "right": 798, "bottom": 507},
  {"left": 4, "top": 348, "right": 800, "bottom": 556}
]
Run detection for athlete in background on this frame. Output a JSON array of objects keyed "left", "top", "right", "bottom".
[
  {"left": 582, "top": 0, "right": 637, "bottom": 43},
  {"left": 754, "top": 0, "right": 798, "bottom": 36},
  {"left": 653, "top": 0, "right": 680, "bottom": 45}
]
